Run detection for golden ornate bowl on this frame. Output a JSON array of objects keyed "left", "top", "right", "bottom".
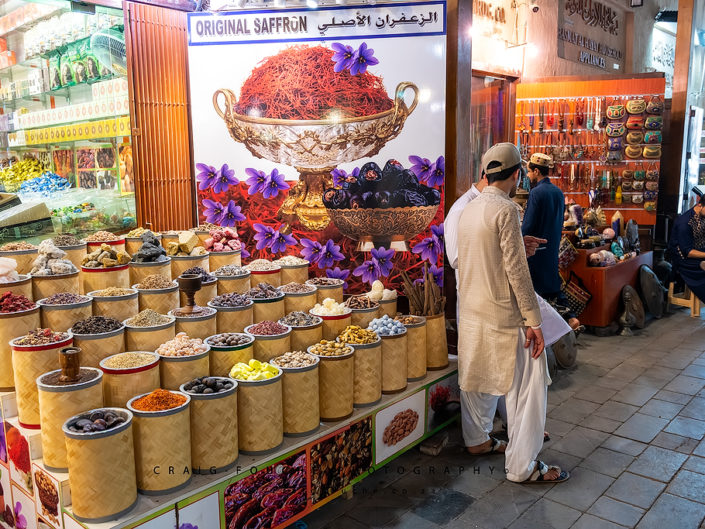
[
  {"left": 327, "top": 205, "right": 439, "bottom": 251},
  {"left": 212, "top": 82, "right": 419, "bottom": 231}
]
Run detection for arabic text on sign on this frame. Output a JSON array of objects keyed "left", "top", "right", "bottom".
[{"left": 564, "top": 0, "right": 620, "bottom": 36}]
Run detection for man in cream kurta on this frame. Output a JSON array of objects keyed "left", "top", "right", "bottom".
[{"left": 457, "top": 143, "right": 569, "bottom": 484}]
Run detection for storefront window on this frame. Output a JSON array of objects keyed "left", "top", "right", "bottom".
[
  {"left": 465, "top": 74, "right": 512, "bottom": 193},
  {"left": 0, "top": 0, "right": 135, "bottom": 245}
]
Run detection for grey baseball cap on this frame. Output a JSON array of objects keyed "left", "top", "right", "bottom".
[{"left": 482, "top": 143, "right": 522, "bottom": 175}]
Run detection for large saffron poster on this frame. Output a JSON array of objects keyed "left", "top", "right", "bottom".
[{"left": 187, "top": 2, "right": 446, "bottom": 295}]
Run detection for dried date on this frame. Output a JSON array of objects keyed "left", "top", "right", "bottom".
[
  {"left": 97, "top": 148, "right": 115, "bottom": 169},
  {"left": 79, "top": 171, "right": 96, "bottom": 189}
]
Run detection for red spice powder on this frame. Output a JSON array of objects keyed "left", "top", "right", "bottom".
[
  {"left": 235, "top": 46, "right": 393, "bottom": 120},
  {"left": 9, "top": 435, "right": 30, "bottom": 474}
]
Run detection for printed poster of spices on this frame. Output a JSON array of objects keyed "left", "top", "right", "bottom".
[
  {"left": 427, "top": 373, "right": 460, "bottom": 432},
  {"left": 5, "top": 425, "right": 32, "bottom": 496},
  {"left": 223, "top": 451, "right": 307, "bottom": 528},
  {"left": 188, "top": 3, "right": 446, "bottom": 295}
]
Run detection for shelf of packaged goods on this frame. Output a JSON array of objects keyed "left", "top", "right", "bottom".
[
  {"left": 0, "top": 4, "right": 68, "bottom": 39},
  {"left": 3, "top": 114, "right": 131, "bottom": 148},
  {"left": 1, "top": 76, "right": 120, "bottom": 109}
]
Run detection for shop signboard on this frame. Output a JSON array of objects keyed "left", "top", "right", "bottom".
[
  {"left": 557, "top": 0, "right": 626, "bottom": 72},
  {"left": 187, "top": 2, "right": 447, "bottom": 295},
  {"left": 470, "top": 0, "right": 524, "bottom": 76}
]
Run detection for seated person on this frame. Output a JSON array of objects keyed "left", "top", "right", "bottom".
[{"left": 667, "top": 193, "right": 705, "bottom": 302}]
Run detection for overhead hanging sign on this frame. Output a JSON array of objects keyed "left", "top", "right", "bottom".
[
  {"left": 557, "top": 0, "right": 626, "bottom": 71},
  {"left": 186, "top": 2, "right": 447, "bottom": 296}
]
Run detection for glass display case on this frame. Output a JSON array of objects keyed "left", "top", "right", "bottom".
[{"left": 0, "top": 0, "right": 135, "bottom": 244}]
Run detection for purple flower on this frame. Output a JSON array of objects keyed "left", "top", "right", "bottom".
[
  {"left": 412, "top": 236, "right": 442, "bottom": 263},
  {"left": 331, "top": 43, "right": 356, "bottom": 73},
  {"left": 263, "top": 168, "right": 289, "bottom": 199},
  {"left": 245, "top": 167, "right": 268, "bottom": 195},
  {"left": 14, "top": 503, "right": 25, "bottom": 529},
  {"left": 429, "top": 264, "right": 443, "bottom": 287},
  {"left": 331, "top": 168, "right": 347, "bottom": 188},
  {"left": 253, "top": 223, "right": 276, "bottom": 250},
  {"left": 350, "top": 42, "right": 379, "bottom": 76},
  {"left": 371, "top": 246, "right": 395, "bottom": 277},
  {"left": 270, "top": 230, "right": 297, "bottom": 254},
  {"left": 427, "top": 156, "right": 445, "bottom": 187},
  {"left": 220, "top": 200, "right": 246, "bottom": 227},
  {"left": 202, "top": 199, "right": 225, "bottom": 224},
  {"left": 408, "top": 156, "right": 434, "bottom": 183},
  {"left": 240, "top": 247, "right": 250, "bottom": 259},
  {"left": 300, "top": 238, "right": 324, "bottom": 265},
  {"left": 353, "top": 259, "right": 382, "bottom": 284},
  {"left": 318, "top": 239, "right": 345, "bottom": 269},
  {"left": 212, "top": 164, "right": 239, "bottom": 194},
  {"left": 196, "top": 163, "right": 219, "bottom": 191},
  {"left": 431, "top": 223, "right": 444, "bottom": 246},
  {"left": 178, "top": 524, "right": 198, "bottom": 529},
  {"left": 326, "top": 267, "right": 350, "bottom": 290}
]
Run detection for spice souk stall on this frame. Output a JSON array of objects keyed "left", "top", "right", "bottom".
[{"left": 0, "top": 3, "right": 458, "bottom": 529}]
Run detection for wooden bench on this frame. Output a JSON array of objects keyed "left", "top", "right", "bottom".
[{"left": 668, "top": 282, "right": 702, "bottom": 317}]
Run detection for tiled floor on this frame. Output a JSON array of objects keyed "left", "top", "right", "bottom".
[{"left": 301, "top": 309, "right": 705, "bottom": 528}]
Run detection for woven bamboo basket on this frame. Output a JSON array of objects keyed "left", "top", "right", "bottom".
[
  {"left": 159, "top": 348, "right": 210, "bottom": 390},
  {"left": 193, "top": 230, "right": 210, "bottom": 245},
  {"left": 179, "top": 279, "right": 217, "bottom": 307},
  {"left": 249, "top": 267, "right": 281, "bottom": 287},
  {"left": 100, "top": 352, "right": 160, "bottom": 407},
  {"left": 235, "top": 370, "right": 283, "bottom": 454},
  {"left": 279, "top": 263, "right": 309, "bottom": 285},
  {"left": 403, "top": 316, "right": 427, "bottom": 381},
  {"left": 0, "top": 248, "right": 38, "bottom": 274},
  {"left": 215, "top": 272, "right": 250, "bottom": 295},
  {"left": 124, "top": 318, "right": 175, "bottom": 352},
  {"left": 11, "top": 334, "right": 73, "bottom": 427},
  {"left": 350, "top": 305, "right": 380, "bottom": 329},
  {"left": 283, "top": 288, "right": 317, "bottom": 313},
  {"left": 37, "top": 367, "right": 103, "bottom": 471},
  {"left": 72, "top": 326, "right": 126, "bottom": 368},
  {"left": 206, "top": 335, "right": 254, "bottom": 376},
  {"left": 135, "top": 282, "right": 179, "bottom": 313},
  {"left": 209, "top": 250, "right": 242, "bottom": 270},
  {"left": 425, "top": 312, "right": 448, "bottom": 370},
  {"left": 0, "top": 306, "right": 40, "bottom": 390},
  {"left": 127, "top": 392, "right": 192, "bottom": 495},
  {"left": 2, "top": 274, "right": 33, "bottom": 299},
  {"left": 81, "top": 265, "right": 130, "bottom": 294},
  {"left": 160, "top": 232, "right": 179, "bottom": 246},
  {"left": 307, "top": 280, "right": 344, "bottom": 303},
  {"left": 86, "top": 238, "right": 126, "bottom": 253},
  {"left": 63, "top": 408, "right": 137, "bottom": 522},
  {"left": 125, "top": 234, "right": 162, "bottom": 256},
  {"left": 316, "top": 311, "right": 352, "bottom": 341},
  {"left": 171, "top": 254, "right": 209, "bottom": 277},
  {"left": 253, "top": 295, "right": 285, "bottom": 322},
  {"left": 180, "top": 378, "right": 238, "bottom": 473},
  {"left": 38, "top": 296, "right": 93, "bottom": 332},
  {"left": 90, "top": 289, "right": 139, "bottom": 322},
  {"left": 352, "top": 338, "right": 382, "bottom": 407},
  {"left": 169, "top": 307, "right": 217, "bottom": 340},
  {"left": 288, "top": 319, "right": 323, "bottom": 351},
  {"left": 57, "top": 243, "right": 87, "bottom": 270},
  {"left": 129, "top": 259, "right": 171, "bottom": 286},
  {"left": 381, "top": 331, "right": 408, "bottom": 394},
  {"left": 272, "top": 354, "right": 319, "bottom": 436},
  {"left": 32, "top": 271, "right": 80, "bottom": 300},
  {"left": 378, "top": 298, "right": 398, "bottom": 318},
  {"left": 245, "top": 324, "right": 292, "bottom": 362},
  {"left": 209, "top": 300, "right": 254, "bottom": 333},
  {"left": 310, "top": 346, "right": 354, "bottom": 421}
]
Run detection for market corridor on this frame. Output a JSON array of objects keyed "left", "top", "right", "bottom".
[{"left": 304, "top": 310, "right": 705, "bottom": 529}]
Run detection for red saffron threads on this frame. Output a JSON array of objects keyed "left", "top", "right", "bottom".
[{"left": 235, "top": 45, "right": 394, "bottom": 120}]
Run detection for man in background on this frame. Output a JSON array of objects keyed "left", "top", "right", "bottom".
[
  {"left": 668, "top": 192, "right": 705, "bottom": 302},
  {"left": 522, "top": 153, "right": 580, "bottom": 330}
]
